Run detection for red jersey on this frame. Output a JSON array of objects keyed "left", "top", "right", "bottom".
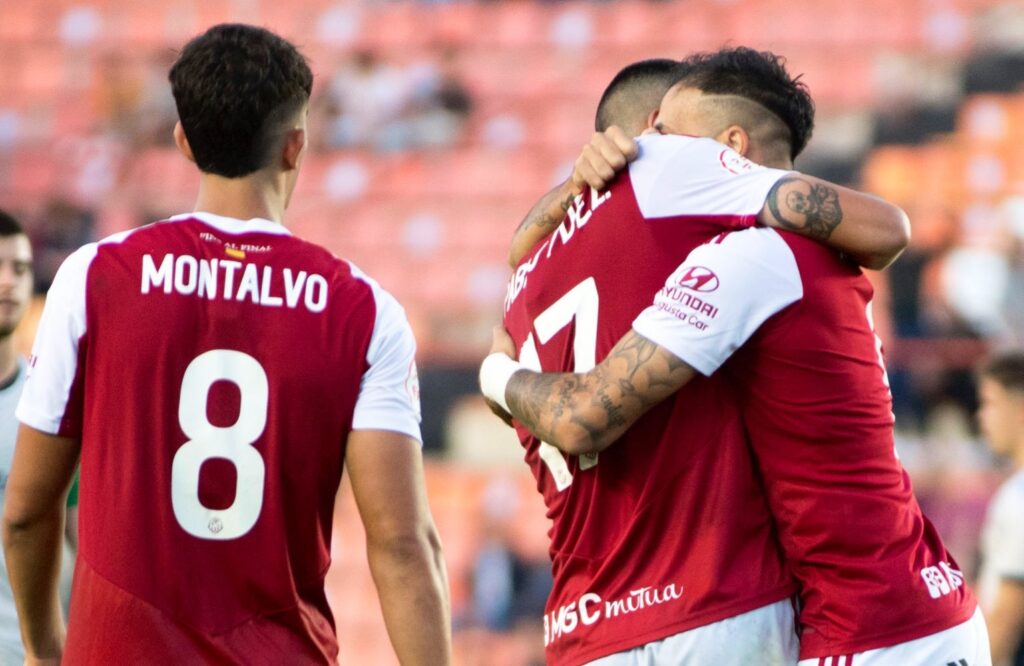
[
  {"left": 17, "top": 212, "right": 422, "bottom": 664},
  {"left": 504, "top": 135, "right": 795, "bottom": 666},
  {"left": 633, "top": 226, "right": 977, "bottom": 658}
]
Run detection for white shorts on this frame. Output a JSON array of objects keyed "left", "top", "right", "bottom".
[
  {"left": 797, "top": 607, "right": 991, "bottom": 666},
  {"left": 584, "top": 598, "right": 799, "bottom": 666}
]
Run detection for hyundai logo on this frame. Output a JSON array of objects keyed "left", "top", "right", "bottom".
[{"left": 677, "top": 266, "right": 720, "bottom": 292}]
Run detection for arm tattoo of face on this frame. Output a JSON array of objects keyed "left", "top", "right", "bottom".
[
  {"left": 767, "top": 176, "right": 843, "bottom": 241},
  {"left": 505, "top": 331, "right": 694, "bottom": 453}
]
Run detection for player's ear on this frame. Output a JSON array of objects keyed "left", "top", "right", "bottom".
[
  {"left": 173, "top": 122, "right": 196, "bottom": 164},
  {"left": 716, "top": 125, "right": 750, "bottom": 157},
  {"left": 645, "top": 109, "right": 660, "bottom": 132},
  {"left": 281, "top": 128, "right": 306, "bottom": 171}
]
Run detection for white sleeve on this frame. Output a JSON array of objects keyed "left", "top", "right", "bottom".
[
  {"left": 351, "top": 281, "right": 423, "bottom": 444},
  {"left": 989, "top": 479, "right": 1024, "bottom": 580},
  {"left": 16, "top": 244, "right": 99, "bottom": 436},
  {"left": 632, "top": 227, "right": 803, "bottom": 376},
  {"left": 630, "top": 134, "right": 793, "bottom": 219}
]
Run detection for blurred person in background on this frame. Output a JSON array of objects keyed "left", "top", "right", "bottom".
[
  {"left": 405, "top": 46, "right": 473, "bottom": 150},
  {"left": 0, "top": 211, "right": 75, "bottom": 663},
  {"left": 977, "top": 352, "right": 1024, "bottom": 666},
  {"left": 2, "top": 24, "right": 450, "bottom": 664},
  {"left": 321, "top": 50, "right": 413, "bottom": 151}
]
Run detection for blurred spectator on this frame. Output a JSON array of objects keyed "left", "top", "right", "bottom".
[
  {"left": 976, "top": 352, "right": 1024, "bottom": 666},
  {"left": 26, "top": 199, "right": 95, "bottom": 294},
  {"left": 0, "top": 211, "right": 75, "bottom": 662},
  {"left": 318, "top": 48, "right": 472, "bottom": 152},
  {"left": 406, "top": 47, "right": 473, "bottom": 149},
  {"left": 471, "top": 479, "right": 551, "bottom": 633},
  {"left": 94, "top": 50, "right": 177, "bottom": 148},
  {"left": 886, "top": 206, "right": 981, "bottom": 431},
  {"left": 999, "top": 197, "right": 1024, "bottom": 347},
  {"left": 320, "top": 50, "right": 412, "bottom": 150}
]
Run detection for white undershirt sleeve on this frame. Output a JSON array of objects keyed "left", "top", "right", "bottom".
[
  {"left": 16, "top": 244, "right": 98, "bottom": 436},
  {"left": 989, "top": 478, "right": 1024, "bottom": 581},
  {"left": 632, "top": 227, "right": 803, "bottom": 376},
  {"left": 350, "top": 273, "right": 423, "bottom": 444}
]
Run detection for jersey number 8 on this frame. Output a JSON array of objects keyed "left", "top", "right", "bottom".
[{"left": 172, "top": 349, "right": 267, "bottom": 540}]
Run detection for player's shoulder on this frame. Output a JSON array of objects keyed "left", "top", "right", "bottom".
[
  {"left": 631, "top": 134, "right": 767, "bottom": 179},
  {"left": 698, "top": 226, "right": 792, "bottom": 259},
  {"left": 629, "top": 135, "right": 787, "bottom": 220},
  {"left": 691, "top": 227, "right": 803, "bottom": 292},
  {"left": 345, "top": 261, "right": 409, "bottom": 321}
]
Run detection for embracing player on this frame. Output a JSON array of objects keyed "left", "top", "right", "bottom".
[
  {"left": 484, "top": 50, "right": 926, "bottom": 666},
  {"left": 3, "top": 25, "right": 451, "bottom": 664},
  {"left": 483, "top": 48, "right": 989, "bottom": 665}
]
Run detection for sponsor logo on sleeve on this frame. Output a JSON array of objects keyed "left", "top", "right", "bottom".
[
  {"left": 676, "top": 266, "right": 719, "bottom": 292},
  {"left": 718, "top": 148, "right": 759, "bottom": 175},
  {"left": 651, "top": 266, "right": 722, "bottom": 332}
]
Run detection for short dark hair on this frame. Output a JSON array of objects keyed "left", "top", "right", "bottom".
[
  {"left": 677, "top": 47, "right": 814, "bottom": 160},
  {"left": 980, "top": 351, "right": 1024, "bottom": 393},
  {"left": 169, "top": 24, "right": 313, "bottom": 178},
  {"left": 595, "top": 59, "right": 682, "bottom": 134},
  {"left": 0, "top": 210, "right": 25, "bottom": 237}
]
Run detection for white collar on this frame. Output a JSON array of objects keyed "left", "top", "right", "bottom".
[{"left": 168, "top": 211, "right": 292, "bottom": 236}]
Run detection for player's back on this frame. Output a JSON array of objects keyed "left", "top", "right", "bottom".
[
  {"left": 502, "top": 135, "right": 794, "bottom": 665},
  {"left": 44, "top": 213, "right": 390, "bottom": 663},
  {"left": 724, "top": 231, "right": 977, "bottom": 657}
]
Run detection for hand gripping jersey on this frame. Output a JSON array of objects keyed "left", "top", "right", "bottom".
[
  {"left": 503, "top": 135, "right": 795, "bottom": 666},
  {"left": 17, "top": 213, "right": 422, "bottom": 664},
  {"left": 633, "top": 226, "right": 978, "bottom": 659}
]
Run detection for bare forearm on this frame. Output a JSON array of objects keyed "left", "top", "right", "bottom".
[
  {"left": 987, "top": 583, "right": 1024, "bottom": 666},
  {"left": 504, "top": 330, "right": 696, "bottom": 454},
  {"left": 508, "top": 181, "right": 576, "bottom": 267},
  {"left": 761, "top": 175, "right": 910, "bottom": 269},
  {"left": 2, "top": 510, "right": 66, "bottom": 658},
  {"left": 367, "top": 530, "right": 452, "bottom": 666}
]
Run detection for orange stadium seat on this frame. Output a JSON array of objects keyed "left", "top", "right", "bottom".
[
  {"left": 0, "top": 2, "right": 44, "bottom": 42},
  {"left": 8, "top": 149, "right": 59, "bottom": 198},
  {"left": 487, "top": 2, "right": 547, "bottom": 50}
]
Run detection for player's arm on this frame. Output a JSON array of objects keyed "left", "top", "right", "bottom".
[
  {"left": 544, "top": 128, "right": 909, "bottom": 270},
  {"left": 2, "top": 425, "right": 80, "bottom": 664},
  {"left": 483, "top": 227, "right": 799, "bottom": 455},
  {"left": 508, "top": 128, "right": 638, "bottom": 266},
  {"left": 482, "top": 327, "right": 696, "bottom": 454},
  {"left": 988, "top": 577, "right": 1024, "bottom": 665},
  {"left": 346, "top": 430, "right": 452, "bottom": 666},
  {"left": 346, "top": 285, "right": 451, "bottom": 664},
  {"left": 759, "top": 175, "right": 910, "bottom": 270}
]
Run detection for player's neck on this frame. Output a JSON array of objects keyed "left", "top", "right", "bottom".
[
  {"left": 0, "top": 334, "right": 18, "bottom": 386},
  {"left": 192, "top": 171, "right": 286, "bottom": 225},
  {"left": 1014, "top": 440, "right": 1024, "bottom": 472}
]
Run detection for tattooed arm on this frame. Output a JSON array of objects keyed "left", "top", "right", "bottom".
[
  {"left": 758, "top": 175, "right": 910, "bottom": 270},
  {"left": 508, "top": 128, "right": 639, "bottom": 267},
  {"left": 507, "top": 182, "right": 579, "bottom": 267},
  {"left": 497, "top": 329, "right": 697, "bottom": 456}
]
